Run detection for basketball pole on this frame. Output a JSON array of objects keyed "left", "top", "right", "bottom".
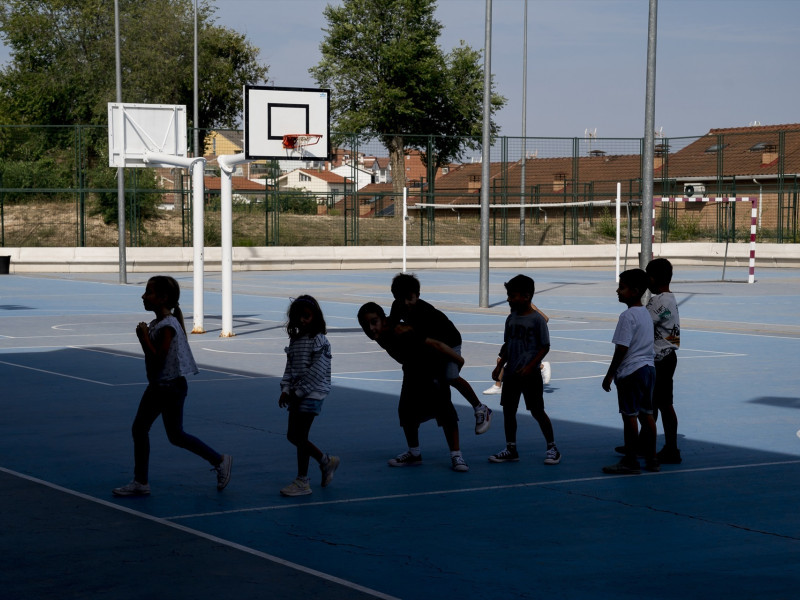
[
  {"left": 144, "top": 154, "right": 206, "bottom": 333},
  {"left": 218, "top": 153, "right": 252, "bottom": 337}
]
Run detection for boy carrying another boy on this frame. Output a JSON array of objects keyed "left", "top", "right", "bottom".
[
  {"left": 488, "top": 274, "right": 561, "bottom": 465},
  {"left": 389, "top": 273, "right": 492, "bottom": 435},
  {"left": 358, "top": 302, "right": 471, "bottom": 472}
]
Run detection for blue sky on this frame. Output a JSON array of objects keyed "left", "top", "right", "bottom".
[{"left": 2, "top": 0, "right": 798, "bottom": 138}]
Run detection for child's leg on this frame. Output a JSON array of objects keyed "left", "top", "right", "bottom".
[
  {"left": 528, "top": 408, "right": 555, "bottom": 445},
  {"left": 442, "top": 423, "right": 460, "bottom": 452},
  {"left": 287, "top": 411, "right": 322, "bottom": 478},
  {"left": 637, "top": 412, "right": 657, "bottom": 460},
  {"left": 159, "top": 379, "right": 224, "bottom": 467},
  {"left": 131, "top": 385, "right": 163, "bottom": 484},
  {"left": 660, "top": 405, "right": 678, "bottom": 449},
  {"left": 402, "top": 424, "right": 421, "bottom": 449},
  {"left": 451, "top": 376, "right": 482, "bottom": 410},
  {"left": 622, "top": 414, "right": 640, "bottom": 458}
]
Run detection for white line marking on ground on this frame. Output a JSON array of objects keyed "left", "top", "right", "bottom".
[
  {"left": 0, "top": 467, "right": 399, "bottom": 600},
  {"left": 0, "top": 359, "right": 114, "bottom": 386},
  {"left": 165, "top": 459, "right": 800, "bottom": 521}
]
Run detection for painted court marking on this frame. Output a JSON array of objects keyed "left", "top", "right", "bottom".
[
  {"left": 0, "top": 466, "right": 401, "bottom": 600},
  {"left": 163, "top": 458, "right": 800, "bottom": 524}
]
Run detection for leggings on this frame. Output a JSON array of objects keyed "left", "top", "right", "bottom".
[{"left": 131, "top": 377, "right": 221, "bottom": 484}]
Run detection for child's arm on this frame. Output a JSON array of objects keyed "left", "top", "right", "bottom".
[
  {"left": 516, "top": 344, "right": 550, "bottom": 377},
  {"left": 424, "top": 337, "right": 465, "bottom": 370},
  {"left": 136, "top": 321, "right": 173, "bottom": 364},
  {"left": 531, "top": 303, "right": 549, "bottom": 323},
  {"left": 492, "top": 343, "right": 508, "bottom": 381},
  {"left": 602, "top": 344, "right": 628, "bottom": 392}
]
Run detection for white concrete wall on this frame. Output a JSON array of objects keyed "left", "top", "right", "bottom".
[{"left": 0, "top": 243, "right": 798, "bottom": 273}]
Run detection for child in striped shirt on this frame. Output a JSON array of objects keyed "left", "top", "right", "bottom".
[{"left": 278, "top": 295, "right": 339, "bottom": 497}]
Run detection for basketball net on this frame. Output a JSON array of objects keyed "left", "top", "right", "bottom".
[{"left": 282, "top": 134, "right": 322, "bottom": 158}]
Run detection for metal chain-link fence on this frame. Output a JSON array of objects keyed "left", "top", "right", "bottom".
[{"left": 1, "top": 125, "right": 798, "bottom": 247}]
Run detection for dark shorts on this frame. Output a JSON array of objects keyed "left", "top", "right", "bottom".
[
  {"left": 398, "top": 371, "right": 458, "bottom": 429},
  {"left": 653, "top": 350, "right": 677, "bottom": 410},
  {"left": 615, "top": 365, "right": 655, "bottom": 417},
  {"left": 500, "top": 371, "right": 544, "bottom": 413}
]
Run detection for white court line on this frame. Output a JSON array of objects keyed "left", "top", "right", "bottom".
[
  {"left": 202, "top": 347, "right": 384, "bottom": 357},
  {"left": 165, "top": 458, "right": 800, "bottom": 521},
  {"left": 0, "top": 467, "right": 399, "bottom": 600},
  {"left": 0, "top": 359, "right": 114, "bottom": 386}
]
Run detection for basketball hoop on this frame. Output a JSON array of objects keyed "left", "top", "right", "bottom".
[{"left": 282, "top": 133, "right": 322, "bottom": 155}]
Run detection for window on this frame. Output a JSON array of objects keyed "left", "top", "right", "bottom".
[
  {"left": 299, "top": 173, "right": 311, "bottom": 182},
  {"left": 749, "top": 142, "right": 777, "bottom": 153},
  {"left": 704, "top": 144, "right": 728, "bottom": 153}
]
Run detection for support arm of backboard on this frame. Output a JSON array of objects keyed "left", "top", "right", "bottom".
[
  {"left": 143, "top": 153, "right": 207, "bottom": 333},
  {"left": 217, "top": 153, "right": 253, "bottom": 337}
]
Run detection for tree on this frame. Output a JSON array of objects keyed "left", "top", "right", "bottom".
[
  {"left": 0, "top": 0, "right": 267, "bottom": 128},
  {"left": 310, "top": 0, "right": 505, "bottom": 195},
  {"left": 0, "top": 0, "right": 268, "bottom": 223}
]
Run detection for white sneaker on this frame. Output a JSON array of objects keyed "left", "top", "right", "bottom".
[
  {"left": 541, "top": 362, "right": 551, "bottom": 385},
  {"left": 280, "top": 477, "right": 312, "bottom": 496},
  {"left": 474, "top": 404, "right": 492, "bottom": 435},
  {"left": 214, "top": 454, "right": 232, "bottom": 490},
  {"left": 451, "top": 455, "right": 469, "bottom": 472},
  {"left": 482, "top": 384, "right": 502, "bottom": 395},
  {"left": 320, "top": 455, "right": 340, "bottom": 487},
  {"left": 112, "top": 480, "right": 151, "bottom": 497}
]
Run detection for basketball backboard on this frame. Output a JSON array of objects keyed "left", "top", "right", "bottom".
[
  {"left": 244, "top": 86, "right": 330, "bottom": 161},
  {"left": 108, "top": 103, "right": 187, "bottom": 168}
]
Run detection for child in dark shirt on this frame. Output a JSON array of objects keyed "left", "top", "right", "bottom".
[{"left": 389, "top": 273, "right": 492, "bottom": 435}]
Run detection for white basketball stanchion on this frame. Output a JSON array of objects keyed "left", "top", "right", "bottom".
[
  {"left": 144, "top": 153, "right": 207, "bottom": 333},
  {"left": 217, "top": 153, "right": 252, "bottom": 337}
]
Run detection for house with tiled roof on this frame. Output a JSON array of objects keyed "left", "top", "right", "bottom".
[{"left": 277, "top": 168, "right": 349, "bottom": 196}]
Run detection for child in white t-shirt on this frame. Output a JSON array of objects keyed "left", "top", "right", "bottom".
[{"left": 602, "top": 269, "right": 656, "bottom": 475}]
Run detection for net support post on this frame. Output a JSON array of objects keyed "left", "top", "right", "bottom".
[
  {"left": 402, "top": 187, "right": 408, "bottom": 273},
  {"left": 143, "top": 154, "right": 207, "bottom": 332},
  {"left": 218, "top": 153, "right": 253, "bottom": 337}
]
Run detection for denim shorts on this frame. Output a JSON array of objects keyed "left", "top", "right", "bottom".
[{"left": 615, "top": 365, "right": 655, "bottom": 417}]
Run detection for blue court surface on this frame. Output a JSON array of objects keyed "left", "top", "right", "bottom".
[{"left": 1, "top": 265, "right": 799, "bottom": 599}]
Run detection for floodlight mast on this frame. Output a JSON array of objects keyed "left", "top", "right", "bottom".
[{"left": 143, "top": 154, "right": 206, "bottom": 334}]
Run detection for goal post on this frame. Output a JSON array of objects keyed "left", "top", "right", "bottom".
[{"left": 653, "top": 197, "right": 758, "bottom": 284}]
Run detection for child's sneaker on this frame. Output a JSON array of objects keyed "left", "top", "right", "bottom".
[
  {"left": 482, "top": 384, "right": 502, "bottom": 395},
  {"left": 488, "top": 447, "right": 520, "bottom": 463},
  {"left": 214, "top": 454, "right": 232, "bottom": 490},
  {"left": 451, "top": 455, "right": 469, "bottom": 472},
  {"left": 280, "top": 477, "right": 312, "bottom": 496},
  {"left": 388, "top": 451, "right": 423, "bottom": 467},
  {"left": 541, "top": 361, "right": 552, "bottom": 385},
  {"left": 644, "top": 458, "right": 661, "bottom": 472},
  {"left": 602, "top": 459, "right": 641, "bottom": 475},
  {"left": 320, "top": 455, "right": 340, "bottom": 487},
  {"left": 474, "top": 404, "right": 493, "bottom": 434},
  {"left": 656, "top": 447, "right": 682, "bottom": 464},
  {"left": 544, "top": 445, "right": 561, "bottom": 465},
  {"left": 112, "top": 480, "right": 151, "bottom": 497}
]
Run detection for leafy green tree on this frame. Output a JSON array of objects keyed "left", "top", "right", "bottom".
[
  {"left": 0, "top": 0, "right": 268, "bottom": 223},
  {"left": 310, "top": 0, "right": 505, "bottom": 194}
]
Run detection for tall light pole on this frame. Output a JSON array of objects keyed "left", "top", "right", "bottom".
[
  {"left": 193, "top": 0, "right": 199, "bottom": 159},
  {"left": 520, "top": 0, "right": 528, "bottom": 245},
  {"left": 641, "top": 0, "right": 658, "bottom": 267},
  {"left": 114, "top": 0, "right": 127, "bottom": 284},
  {"left": 478, "top": 0, "right": 492, "bottom": 308}
]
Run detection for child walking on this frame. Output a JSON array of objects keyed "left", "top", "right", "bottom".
[
  {"left": 389, "top": 273, "right": 492, "bottom": 434},
  {"left": 113, "top": 276, "right": 231, "bottom": 497},
  {"left": 488, "top": 275, "right": 561, "bottom": 465},
  {"left": 602, "top": 269, "right": 657, "bottom": 475},
  {"left": 278, "top": 295, "right": 339, "bottom": 497}
]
